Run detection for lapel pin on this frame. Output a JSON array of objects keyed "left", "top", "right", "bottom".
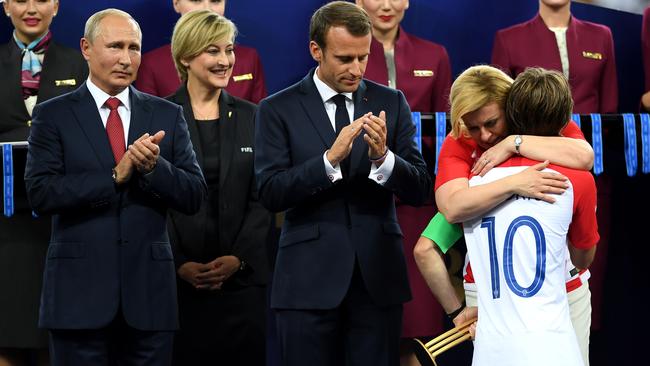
[{"left": 228, "top": 111, "right": 232, "bottom": 118}]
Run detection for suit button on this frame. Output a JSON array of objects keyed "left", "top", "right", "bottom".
[{"left": 27, "top": 120, "right": 32, "bottom": 127}]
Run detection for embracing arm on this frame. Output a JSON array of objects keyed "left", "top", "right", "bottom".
[
  {"left": 436, "top": 177, "right": 513, "bottom": 224},
  {"left": 437, "top": 160, "right": 568, "bottom": 223},
  {"left": 472, "top": 133, "right": 593, "bottom": 176}
]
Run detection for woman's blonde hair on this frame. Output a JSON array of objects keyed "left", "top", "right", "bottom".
[
  {"left": 171, "top": 9, "right": 237, "bottom": 82},
  {"left": 449, "top": 65, "right": 513, "bottom": 138}
]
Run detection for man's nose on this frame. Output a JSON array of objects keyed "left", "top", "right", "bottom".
[
  {"left": 118, "top": 48, "right": 132, "bottom": 66},
  {"left": 350, "top": 60, "right": 362, "bottom": 77}
]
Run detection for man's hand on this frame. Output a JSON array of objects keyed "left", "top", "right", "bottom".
[
  {"left": 363, "top": 111, "right": 387, "bottom": 162},
  {"left": 113, "top": 151, "right": 135, "bottom": 185},
  {"left": 128, "top": 130, "right": 165, "bottom": 174},
  {"left": 326, "top": 114, "right": 367, "bottom": 166}
]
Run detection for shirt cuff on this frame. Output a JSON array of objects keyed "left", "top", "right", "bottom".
[
  {"left": 323, "top": 151, "right": 343, "bottom": 183},
  {"left": 368, "top": 150, "right": 394, "bottom": 185}
]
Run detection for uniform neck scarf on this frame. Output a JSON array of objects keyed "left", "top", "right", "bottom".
[{"left": 13, "top": 30, "right": 52, "bottom": 99}]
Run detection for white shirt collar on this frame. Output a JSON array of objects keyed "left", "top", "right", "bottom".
[
  {"left": 312, "top": 67, "right": 353, "bottom": 103},
  {"left": 86, "top": 78, "right": 131, "bottom": 111}
]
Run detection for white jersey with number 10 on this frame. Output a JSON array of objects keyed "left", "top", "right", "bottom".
[{"left": 464, "top": 165, "right": 584, "bottom": 366}]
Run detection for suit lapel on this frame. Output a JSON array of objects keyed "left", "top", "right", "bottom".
[
  {"left": 298, "top": 70, "right": 336, "bottom": 148},
  {"left": 350, "top": 80, "right": 370, "bottom": 177},
  {"left": 70, "top": 83, "right": 115, "bottom": 168},
  {"left": 170, "top": 85, "right": 204, "bottom": 169},
  {"left": 127, "top": 86, "right": 154, "bottom": 146},
  {"left": 219, "top": 91, "right": 236, "bottom": 189}
]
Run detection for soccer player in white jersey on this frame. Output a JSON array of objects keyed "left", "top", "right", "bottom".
[{"left": 462, "top": 68, "right": 599, "bottom": 366}]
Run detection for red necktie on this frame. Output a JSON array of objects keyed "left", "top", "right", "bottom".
[{"left": 105, "top": 97, "right": 125, "bottom": 163}]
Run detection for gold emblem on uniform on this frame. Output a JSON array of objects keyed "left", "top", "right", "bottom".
[
  {"left": 233, "top": 73, "right": 254, "bottom": 82},
  {"left": 582, "top": 51, "right": 602, "bottom": 60},
  {"left": 55, "top": 79, "right": 77, "bottom": 86},
  {"left": 413, "top": 70, "right": 434, "bottom": 77}
]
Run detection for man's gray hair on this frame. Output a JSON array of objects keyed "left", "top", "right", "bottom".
[{"left": 84, "top": 8, "right": 142, "bottom": 43}]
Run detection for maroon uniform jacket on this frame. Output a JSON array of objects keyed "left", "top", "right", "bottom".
[
  {"left": 492, "top": 14, "right": 618, "bottom": 113},
  {"left": 136, "top": 43, "right": 267, "bottom": 104},
  {"left": 364, "top": 27, "right": 451, "bottom": 113},
  {"left": 364, "top": 27, "right": 451, "bottom": 338}
]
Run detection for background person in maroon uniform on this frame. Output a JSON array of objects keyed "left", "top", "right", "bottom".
[
  {"left": 491, "top": 0, "right": 618, "bottom": 114},
  {"left": 355, "top": 1, "right": 451, "bottom": 364},
  {"left": 136, "top": 0, "right": 267, "bottom": 103}
]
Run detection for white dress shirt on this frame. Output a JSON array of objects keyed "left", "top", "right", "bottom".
[
  {"left": 86, "top": 78, "right": 131, "bottom": 147},
  {"left": 312, "top": 69, "right": 395, "bottom": 185}
]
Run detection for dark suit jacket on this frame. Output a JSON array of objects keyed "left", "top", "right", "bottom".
[
  {"left": 167, "top": 86, "right": 270, "bottom": 287},
  {"left": 136, "top": 43, "right": 267, "bottom": 104},
  {"left": 24, "top": 83, "right": 206, "bottom": 331},
  {"left": 0, "top": 40, "right": 88, "bottom": 142},
  {"left": 255, "top": 69, "right": 432, "bottom": 309},
  {"left": 491, "top": 14, "right": 618, "bottom": 114},
  {"left": 365, "top": 27, "right": 451, "bottom": 113}
]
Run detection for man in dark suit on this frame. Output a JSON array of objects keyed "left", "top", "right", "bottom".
[
  {"left": 24, "top": 8, "right": 205, "bottom": 366},
  {"left": 254, "top": 2, "right": 431, "bottom": 365}
]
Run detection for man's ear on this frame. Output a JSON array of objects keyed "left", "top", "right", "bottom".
[
  {"left": 309, "top": 40, "right": 322, "bottom": 63},
  {"left": 80, "top": 38, "right": 91, "bottom": 61}
]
